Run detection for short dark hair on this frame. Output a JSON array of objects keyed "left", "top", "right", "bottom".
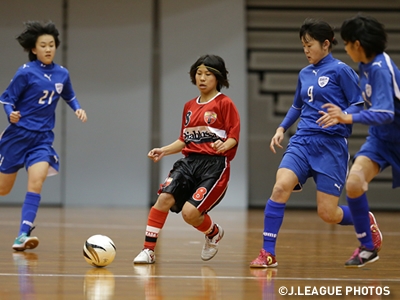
[
  {"left": 299, "top": 18, "right": 337, "bottom": 50},
  {"left": 16, "top": 21, "right": 61, "bottom": 61},
  {"left": 189, "top": 54, "right": 229, "bottom": 91},
  {"left": 340, "top": 14, "right": 387, "bottom": 58}
]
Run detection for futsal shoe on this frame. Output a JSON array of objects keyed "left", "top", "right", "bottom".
[
  {"left": 133, "top": 249, "right": 156, "bottom": 264},
  {"left": 369, "top": 212, "right": 383, "bottom": 252},
  {"left": 250, "top": 249, "right": 278, "bottom": 268},
  {"left": 201, "top": 224, "right": 224, "bottom": 261},
  {"left": 12, "top": 233, "right": 39, "bottom": 251},
  {"left": 344, "top": 246, "right": 379, "bottom": 268}
]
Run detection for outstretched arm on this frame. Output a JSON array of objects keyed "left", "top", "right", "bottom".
[{"left": 148, "top": 139, "right": 186, "bottom": 162}]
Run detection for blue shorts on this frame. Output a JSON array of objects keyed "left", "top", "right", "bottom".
[
  {"left": 0, "top": 125, "right": 59, "bottom": 175},
  {"left": 355, "top": 135, "right": 400, "bottom": 188},
  {"left": 279, "top": 134, "right": 349, "bottom": 197}
]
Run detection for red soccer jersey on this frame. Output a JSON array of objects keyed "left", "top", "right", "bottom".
[{"left": 178, "top": 93, "right": 240, "bottom": 161}]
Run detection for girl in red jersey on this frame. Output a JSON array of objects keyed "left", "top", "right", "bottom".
[{"left": 133, "top": 54, "right": 240, "bottom": 264}]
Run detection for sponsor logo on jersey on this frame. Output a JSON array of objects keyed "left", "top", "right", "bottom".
[
  {"left": 55, "top": 83, "right": 64, "bottom": 94},
  {"left": 183, "top": 128, "right": 218, "bottom": 143},
  {"left": 365, "top": 84, "right": 372, "bottom": 98},
  {"left": 318, "top": 76, "right": 329, "bottom": 87},
  {"left": 204, "top": 111, "right": 217, "bottom": 125}
]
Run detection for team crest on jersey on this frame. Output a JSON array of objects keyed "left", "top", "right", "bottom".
[
  {"left": 204, "top": 111, "right": 217, "bottom": 125},
  {"left": 318, "top": 76, "right": 329, "bottom": 87},
  {"left": 365, "top": 84, "right": 372, "bottom": 97},
  {"left": 55, "top": 83, "right": 63, "bottom": 94}
]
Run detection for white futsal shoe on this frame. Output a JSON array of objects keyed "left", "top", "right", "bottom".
[
  {"left": 201, "top": 224, "right": 224, "bottom": 261},
  {"left": 133, "top": 249, "right": 156, "bottom": 264}
]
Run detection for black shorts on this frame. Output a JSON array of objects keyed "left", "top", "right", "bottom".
[{"left": 158, "top": 154, "right": 230, "bottom": 213}]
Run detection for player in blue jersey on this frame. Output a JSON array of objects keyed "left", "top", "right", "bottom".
[
  {"left": 321, "top": 14, "right": 398, "bottom": 267},
  {"left": 249, "top": 18, "right": 374, "bottom": 268},
  {"left": 0, "top": 21, "right": 87, "bottom": 251}
]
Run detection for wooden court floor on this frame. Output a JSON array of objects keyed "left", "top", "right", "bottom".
[{"left": 0, "top": 206, "right": 399, "bottom": 300}]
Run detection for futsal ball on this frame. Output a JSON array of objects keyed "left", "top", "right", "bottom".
[{"left": 83, "top": 234, "right": 116, "bottom": 267}]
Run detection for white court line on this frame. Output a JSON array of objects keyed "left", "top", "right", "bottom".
[
  {"left": 0, "top": 273, "right": 400, "bottom": 282},
  {"left": 1, "top": 221, "right": 400, "bottom": 236},
  {"left": 0, "top": 273, "right": 400, "bottom": 283},
  {"left": 1, "top": 220, "right": 400, "bottom": 236}
]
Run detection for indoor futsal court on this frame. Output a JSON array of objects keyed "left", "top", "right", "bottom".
[{"left": 0, "top": 206, "right": 399, "bottom": 299}]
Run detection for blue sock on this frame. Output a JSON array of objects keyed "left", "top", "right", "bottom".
[
  {"left": 19, "top": 192, "right": 41, "bottom": 236},
  {"left": 262, "top": 199, "right": 286, "bottom": 256},
  {"left": 347, "top": 193, "right": 373, "bottom": 250},
  {"left": 337, "top": 205, "right": 353, "bottom": 225}
]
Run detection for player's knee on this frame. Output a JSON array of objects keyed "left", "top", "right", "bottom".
[
  {"left": 346, "top": 169, "right": 367, "bottom": 197},
  {"left": 345, "top": 178, "right": 361, "bottom": 194},
  {"left": 181, "top": 205, "right": 200, "bottom": 225},
  {"left": 317, "top": 206, "right": 337, "bottom": 224},
  {"left": 271, "top": 183, "right": 290, "bottom": 200},
  {"left": 27, "top": 178, "right": 46, "bottom": 194}
]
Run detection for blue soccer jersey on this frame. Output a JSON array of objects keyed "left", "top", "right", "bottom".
[
  {"left": 0, "top": 60, "right": 80, "bottom": 132},
  {"left": 353, "top": 52, "right": 400, "bottom": 143},
  {"left": 283, "top": 53, "right": 363, "bottom": 137}
]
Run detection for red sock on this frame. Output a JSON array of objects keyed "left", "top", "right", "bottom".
[
  {"left": 143, "top": 207, "right": 168, "bottom": 250},
  {"left": 194, "top": 214, "right": 218, "bottom": 237}
]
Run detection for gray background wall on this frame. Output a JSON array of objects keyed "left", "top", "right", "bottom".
[
  {"left": 0, "top": 0, "right": 399, "bottom": 210},
  {"left": 0, "top": 0, "right": 248, "bottom": 208},
  {"left": 0, "top": 0, "right": 64, "bottom": 206}
]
